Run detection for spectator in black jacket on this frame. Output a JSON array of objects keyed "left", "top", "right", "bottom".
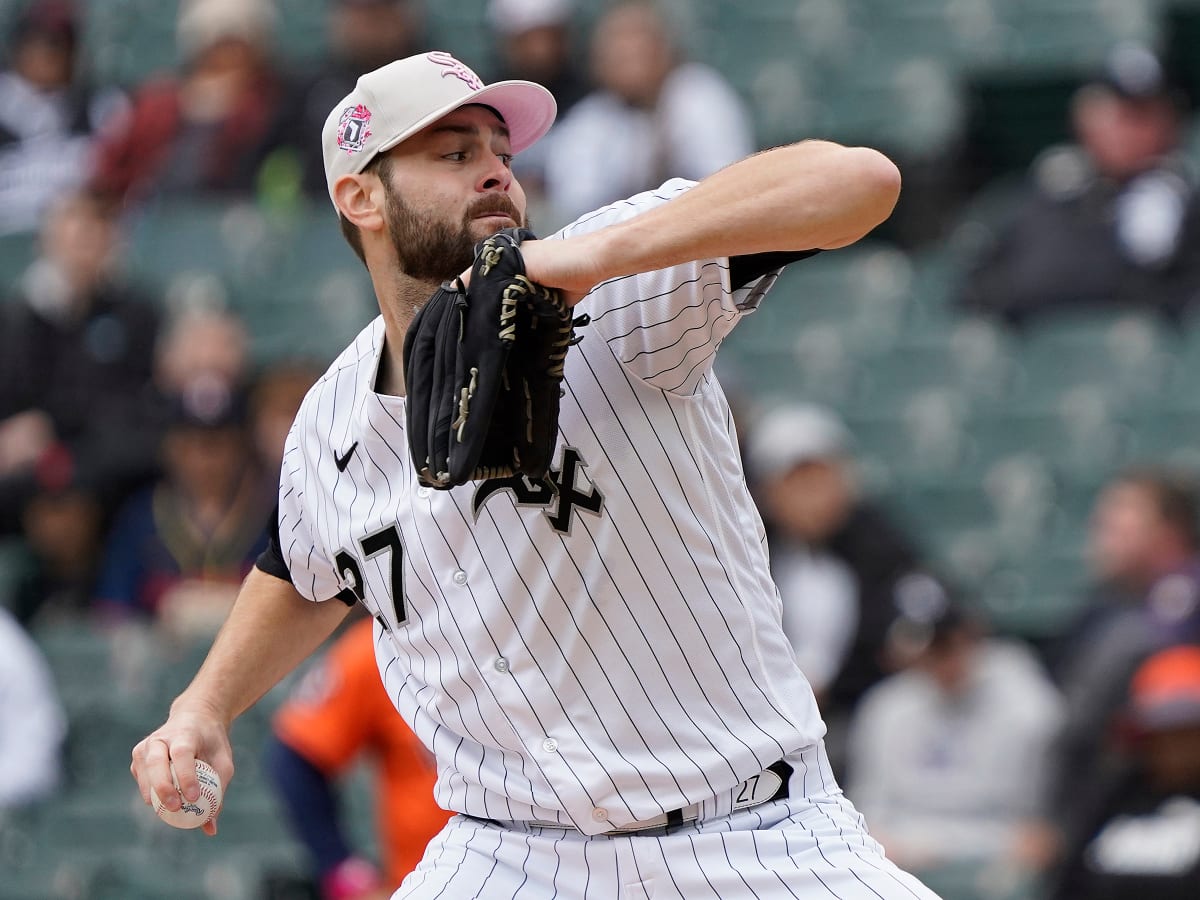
[
  {"left": 957, "top": 43, "right": 1200, "bottom": 327},
  {"left": 0, "top": 189, "right": 162, "bottom": 618}
]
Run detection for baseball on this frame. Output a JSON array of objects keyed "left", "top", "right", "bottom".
[{"left": 150, "top": 759, "right": 222, "bottom": 829}]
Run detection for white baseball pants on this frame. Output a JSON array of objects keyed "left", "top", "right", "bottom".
[{"left": 393, "top": 742, "right": 940, "bottom": 899}]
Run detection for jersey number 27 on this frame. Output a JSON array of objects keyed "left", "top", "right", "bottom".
[{"left": 335, "top": 525, "right": 406, "bottom": 625}]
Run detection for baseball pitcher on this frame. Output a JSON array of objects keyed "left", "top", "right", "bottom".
[{"left": 131, "top": 50, "right": 938, "bottom": 899}]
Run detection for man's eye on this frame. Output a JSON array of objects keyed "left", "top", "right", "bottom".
[
  {"left": 498, "top": 153, "right": 514, "bottom": 167},
  {"left": 443, "top": 151, "right": 467, "bottom": 161}
]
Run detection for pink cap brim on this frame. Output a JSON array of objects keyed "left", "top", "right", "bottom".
[{"left": 374, "top": 79, "right": 557, "bottom": 159}]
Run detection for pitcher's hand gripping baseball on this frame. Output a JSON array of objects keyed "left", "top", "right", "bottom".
[
  {"left": 403, "top": 227, "right": 585, "bottom": 489},
  {"left": 131, "top": 704, "right": 233, "bottom": 837}
]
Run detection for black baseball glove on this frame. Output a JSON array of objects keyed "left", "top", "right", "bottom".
[{"left": 403, "top": 227, "right": 585, "bottom": 490}]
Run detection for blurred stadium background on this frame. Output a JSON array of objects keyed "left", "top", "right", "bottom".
[{"left": 3, "top": 0, "right": 1200, "bottom": 897}]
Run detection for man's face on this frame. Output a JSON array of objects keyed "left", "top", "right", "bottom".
[
  {"left": 762, "top": 458, "right": 854, "bottom": 543},
  {"left": 43, "top": 197, "right": 115, "bottom": 292},
  {"left": 1075, "top": 88, "right": 1179, "bottom": 179},
  {"left": 1088, "top": 481, "right": 1163, "bottom": 587},
  {"left": 377, "top": 105, "right": 527, "bottom": 282},
  {"left": 591, "top": 5, "right": 672, "bottom": 108}
]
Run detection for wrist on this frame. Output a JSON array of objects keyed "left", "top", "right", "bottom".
[
  {"left": 169, "top": 690, "right": 233, "bottom": 729},
  {"left": 321, "top": 857, "right": 384, "bottom": 900}
]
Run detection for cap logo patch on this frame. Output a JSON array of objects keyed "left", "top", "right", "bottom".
[
  {"left": 427, "top": 51, "right": 483, "bottom": 90},
  {"left": 337, "top": 104, "right": 373, "bottom": 154}
]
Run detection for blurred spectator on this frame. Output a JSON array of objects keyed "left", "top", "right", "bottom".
[
  {"left": 247, "top": 362, "right": 320, "bottom": 479},
  {"left": 847, "top": 597, "right": 1065, "bottom": 898},
  {"left": 89, "top": 307, "right": 259, "bottom": 637},
  {"left": 93, "top": 378, "right": 271, "bottom": 640},
  {"left": 153, "top": 305, "right": 251, "bottom": 400},
  {"left": 746, "top": 404, "right": 930, "bottom": 753},
  {"left": 0, "top": 0, "right": 125, "bottom": 234},
  {"left": 90, "top": 0, "right": 285, "bottom": 207},
  {"left": 265, "top": 616, "right": 450, "bottom": 899},
  {"left": 267, "top": 0, "right": 422, "bottom": 200},
  {"left": 957, "top": 43, "right": 1200, "bottom": 327},
  {"left": 0, "top": 189, "right": 162, "bottom": 618},
  {"left": 486, "top": 0, "right": 585, "bottom": 211},
  {"left": 1047, "top": 467, "right": 1200, "bottom": 851},
  {"left": 488, "top": 0, "right": 585, "bottom": 114},
  {"left": 1052, "top": 644, "right": 1200, "bottom": 899},
  {"left": 0, "top": 606, "right": 66, "bottom": 807},
  {"left": 543, "top": 0, "right": 753, "bottom": 224}
]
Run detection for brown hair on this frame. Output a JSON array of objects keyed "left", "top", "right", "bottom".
[{"left": 1117, "top": 466, "right": 1200, "bottom": 551}]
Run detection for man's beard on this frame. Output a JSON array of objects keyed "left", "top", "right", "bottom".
[{"left": 386, "top": 187, "right": 525, "bottom": 283}]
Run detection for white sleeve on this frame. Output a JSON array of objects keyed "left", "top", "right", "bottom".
[
  {"left": 0, "top": 610, "right": 66, "bottom": 806},
  {"left": 555, "top": 180, "right": 780, "bottom": 395},
  {"left": 276, "top": 415, "right": 343, "bottom": 604}
]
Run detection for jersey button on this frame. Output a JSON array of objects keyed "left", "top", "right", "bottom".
[
  {"left": 417, "top": 487, "right": 431, "bottom": 499},
  {"left": 541, "top": 738, "right": 558, "bottom": 753},
  {"left": 452, "top": 569, "right": 467, "bottom": 585},
  {"left": 494, "top": 657, "right": 510, "bottom": 673},
  {"left": 591, "top": 808, "right": 608, "bottom": 822}
]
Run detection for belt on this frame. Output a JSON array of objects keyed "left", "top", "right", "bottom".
[{"left": 483, "top": 759, "right": 794, "bottom": 835}]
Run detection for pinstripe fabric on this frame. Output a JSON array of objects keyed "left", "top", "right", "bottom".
[
  {"left": 394, "top": 744, "right": 939, "bottom": 899},
  {"left": 276, "top": 179, "right": 824, "bottom": 837}
]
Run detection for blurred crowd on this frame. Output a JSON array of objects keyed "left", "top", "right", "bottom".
[{"left": 2, "top": 0, "right": 1200, "bottom": 899}]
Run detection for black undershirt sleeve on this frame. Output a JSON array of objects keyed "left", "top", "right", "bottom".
[
  {"left": 729, "top": 249, "right": 821, "bottom": 290},
  {"left": 255, "top": 504, "right": 294, "bottom": 584}
]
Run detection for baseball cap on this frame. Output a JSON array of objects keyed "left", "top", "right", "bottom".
[
  {"left": 1095, "top": 42, "right": 1174, "bottom": 102},
  {"left": 1129, "top": 645, "right": 1200, "bottom": 731},
  {"left": 488, "top": 0, "right": 572, "bottom": 37},
  {"left": 10, "top": 0, "right": 78, "bottom": 50},
  {"left": 321, "top": 51, "right": 557, "bottom": 207},
  {"left": 747, "top": 403, "right": 852, "bottom": 482},
  {"left": 888, "top": 572, "right": 966, "bottom": 648},
  {"left": 176, "top": 0, "right": 277, "bottom": 60}
]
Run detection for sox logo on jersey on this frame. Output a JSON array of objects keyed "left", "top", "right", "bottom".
[{"left": 471, "top": 448, "right": 604, "bottom": 534}]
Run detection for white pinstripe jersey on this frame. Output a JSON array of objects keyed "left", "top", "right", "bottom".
[{"left": 275, "top": 179, "right": 825, "bottom": 836}]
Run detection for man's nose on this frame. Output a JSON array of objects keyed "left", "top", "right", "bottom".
[{"left": 478, "top": 154, "right": 512, "bottom": 192}]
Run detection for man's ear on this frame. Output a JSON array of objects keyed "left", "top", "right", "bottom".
[{"left": 334, "top": 173, "right": 385, "bottom": 233}]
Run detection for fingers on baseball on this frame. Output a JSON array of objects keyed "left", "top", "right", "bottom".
[{"left": 134, "top": 735, "right": 197, "bottom": 811}]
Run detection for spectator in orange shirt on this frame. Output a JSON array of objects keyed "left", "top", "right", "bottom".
[{"left": 265, "top": 616, "right": 450, "bottom": 899}]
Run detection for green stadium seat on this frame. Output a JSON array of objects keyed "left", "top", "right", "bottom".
[
  {"left": 84, "top": 0, "right": 180, "bottom": 89},
  {"left": 847, "top": 387, "right": 971, "bottom": 478},
  {"left": 1006, "top": 310, "right": 1178, "bottom": 413},
  {"left": 0, "top": 538, "right": 35, "bottom": 615},
  {"left": 1123, "top": 409, "right": 1200, "bottom": 471},
  {"left": 979, "top": 560, "right": 1091, "bottom": 638},
  {"left": 0, "top": 231, "right": 36, "bottom": 293},
  {"left": 122, "top": 199, "right": 251, "bottom": 303},
  {"left": 888, "top": 479, "right": 995, "bottom": 545},
  {"left": 852, "top": 330, "right": 1014, "bottom": 416},
  {"left": 720, "top": 324, "right": 867, "bottom": 410},
  {"left": 965, "top": 404, "right": 1133, "bottom": 480}
]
